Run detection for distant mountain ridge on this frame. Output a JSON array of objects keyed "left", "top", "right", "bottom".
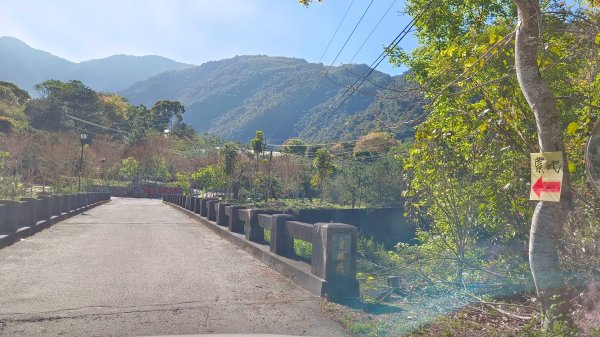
[
  {"left": 0, "top": 36, "right": 192, "bottom": 94},
  {"left": 120, "top": 55, "right": 425, "bottom": 143},
  {"left": 0, "top": 36, "right": 424, "bottom": 143}
]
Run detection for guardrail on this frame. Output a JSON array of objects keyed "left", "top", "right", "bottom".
[
  {"left": 0, "top": 192, "right": 111, "bottom": 249},
  {"left": 163, "top": 194, "right": 359, "bottom": 299}
]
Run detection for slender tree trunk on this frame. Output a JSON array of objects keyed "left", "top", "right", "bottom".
[{"left": 512, "top": 0, "right": 573, "bottom": 325}]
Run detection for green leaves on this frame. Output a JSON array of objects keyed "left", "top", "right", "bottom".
[{"left": 566, "top": 121, "right": 579, "bottom": 136}]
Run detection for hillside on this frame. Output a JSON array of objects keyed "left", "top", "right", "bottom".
[
  {"left": 121, "top": 55, "right": 425, "bottom": 143},
  {"left": 0, "top": 36, "right": 192, "bottom": 94}
]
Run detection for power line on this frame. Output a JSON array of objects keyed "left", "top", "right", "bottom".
[
  {"left": 326, "top": 0, "right": 375, "bottom": 69},
  {"left": 318, "top": 0, "right": 357, "bottom": 63},
  {"left": 65, "top": 114, "right": 126, "bottom": 134},
  {"left": 309, "top": 8, "right": 426, "bottom": 134},
  {"left": 349, "top": 0, "right": 398, "bottom": 64}
]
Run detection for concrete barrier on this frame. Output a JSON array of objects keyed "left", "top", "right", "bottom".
[
  {"left": 207, "top": 200, "right": 218, "bottom": 221},
  {"left": 0, "top": 192, "right": 111, "bottom": 250},
  {"left": 19, "top": 198, "right": 37, "bottom": 228},
  {"left": 226, "top": 205, "right": 246, "bottom": 233},
  {"left": 0, "top": 200, "right": 19, "bottom": 233},
  {"left": 37, "top": 196, "right": 52, "bottom": 224},
  {"left": 0, "top": 204, "right": 8, "bottom": 234},
  {"left": 216, "top": 202, "right": 231, "bottom": 226},
  {"left": 311, "top": 222, "right": 359, "bottom": 298},
  {"left": 61, "top": 194, "right": 70, "bottom": 214},
  {"left": 163, "top": 194, "right": 359, "bottom": 299},
  {"left": 52, "top": 195, "right": 63, "bottom": 218}
]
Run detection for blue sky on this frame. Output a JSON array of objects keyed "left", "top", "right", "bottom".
[{"left": 0, "top": 0, "right": 416, "bottom": 75}]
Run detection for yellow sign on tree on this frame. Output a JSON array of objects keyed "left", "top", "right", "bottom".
[{"left": 530, "top": 152, "right": 563, "bottom": 202}]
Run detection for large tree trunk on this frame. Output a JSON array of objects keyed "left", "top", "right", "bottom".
[{"left": 512, "top": 0, "right": 573, "bottom": 326}]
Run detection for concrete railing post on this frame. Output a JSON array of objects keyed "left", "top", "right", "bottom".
[
  {"left": 207, "top": 200, "right": 218, "bottom": 221},
  {"left": 37, "top": 196, "right": 52, "bottom": 223},
  {"left": 216, "top": 202, "right": 231, "bottom": 226},
  {"left": 19, "top": 198, "right": 37, "bottom": 228},
  {"left": 194, "top": 197, "right": 202, "bottom": 214},
  {"left": 60, "top": 195, "right": 68, "bottom": 214},
  {"left": 0, "top": 204, "right": 6, "bottom": 233},
  {"left": 70, "top": 194, "right": 77, "bottom": 211},
  {"left": 190, "top": 197, "right": 197, "bottom": 212},
  {"left": 270, "top": 214, "right": 295, "bottom": 256},
  {"left": 200, "top": 198, "right": 211, "bottom": 217},
  {"left": 77, "top": 193, "right": 82, "bottom": 209},
  {"left": 227, "top": 206, "right": 246, "bottom": 233},
  {"left": 243, "top": 209, "right": 265, "bottom": 242},
  {"left": 311, "top": 223, "right": 359, "bottom": 298},
  {"left": 0, "top": 200, "right": 19, "bottom": 233},
  {"left": 51, "top": 195, "right": 62, "bottom": 217}
]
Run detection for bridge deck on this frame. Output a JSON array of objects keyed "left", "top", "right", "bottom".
[{"left": 0, "top": 197, "right": 346, "bottom": 337}]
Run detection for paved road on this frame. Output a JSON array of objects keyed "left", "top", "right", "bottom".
[{"left": 0, "top": 198, "right": 347, "bottom": 337}]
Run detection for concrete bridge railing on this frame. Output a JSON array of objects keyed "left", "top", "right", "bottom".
[
  {"left": 162, "top": 194, "right": 359, "bottom": 299},
  {"left": 0, "top": 192, "right": 111, "bottom": 249}
]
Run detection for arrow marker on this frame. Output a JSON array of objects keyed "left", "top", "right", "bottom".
[{"left": 532, "top": 177, "right": 561, "bottom": 197}]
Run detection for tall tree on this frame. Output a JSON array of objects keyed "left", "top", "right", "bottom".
[
  {"left": 312, "top": 148, "right": 335, "bottom": 201},
  {"left": 220, "top": 142, "right": 239, "bottom": 200},
  {"left": 512, "top": 0, "right": 573, "bottom": 324},
  {"left": 149, "top": 100, "right": 185, "bottom": 133}
]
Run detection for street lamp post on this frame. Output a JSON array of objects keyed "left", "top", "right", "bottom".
[
  {"left": 101, "top": 157, "right": 106, "bottom": 188},
  {"left": 78, "top": 134, "right": 89, "bottom": 192}
]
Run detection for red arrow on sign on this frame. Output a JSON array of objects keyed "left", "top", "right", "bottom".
[{"left": 532, "top": 177, "right": 561, "bottom": 197}]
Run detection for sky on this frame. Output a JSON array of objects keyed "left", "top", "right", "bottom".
[{"left": 0, "top": 0, "right": 417, "bottom": 75}]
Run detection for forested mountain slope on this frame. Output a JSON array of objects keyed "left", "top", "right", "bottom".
[{"left": 121, "top": 55, "right": 424, "bottom": 143}]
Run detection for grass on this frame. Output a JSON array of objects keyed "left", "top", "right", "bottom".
[{"left": 263, "top": 228, "right": 312, "bottom": 260}]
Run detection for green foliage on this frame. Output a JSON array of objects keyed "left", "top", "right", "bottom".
[
  {"left": 294, "top": 239, "right": 312, "bottom": 260},
  {"left": 282, "top": 137, "right": 307, "bottom": 156},
  {"left": 190, "top": 165, "right": 226, "bottom": 192},
  {"left": 250, "top": 130, "right": 265, "bottom": 157},
  {"left": 0, "top": 81, "right": 29, "bottom": 132},
  {"left": 220, "top": 142, "right": 238, "bottom": 176},
  {"left": 311, "top": 148, "right": 335, "bottom": 198},
  {"left": 120, "top": 157, "right": 141, "bottom": 183},
  {"left": 149, "top": 100, "right": 185, "bottom": 133}
]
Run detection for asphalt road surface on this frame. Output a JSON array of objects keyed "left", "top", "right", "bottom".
[{"left": 0, "top": 198, "right": 348, "bottom": 337}]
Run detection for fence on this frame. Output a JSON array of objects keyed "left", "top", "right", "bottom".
[
  {"left": 163, "top": 194, "right": 359, "bottom": 299},
  {"left": 0, "top": 192, "right": 111, "bottom": 249}
]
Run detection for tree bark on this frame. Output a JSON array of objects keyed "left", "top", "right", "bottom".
[{"left": 512, "top": 0, "right": 573, "bottom": 326}]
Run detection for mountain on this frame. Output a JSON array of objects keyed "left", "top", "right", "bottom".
[
  {"left": 0, "top": 36, "right": 192, "bottom": 94},
  {"left": 121, "top": 55, "right": 424, "bottom": 143}
]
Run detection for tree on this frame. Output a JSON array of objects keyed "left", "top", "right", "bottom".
[
  {"left": 250, "top": 130, "right": 265, "bottom": 200},
  {"left": 250, "top": 130, "right": 265, "bottom": 157},
  {"left": 120, "top": 157, "right": 141, "bottom": 183},
  {"left": 389, "top": 0, "right": 598, "bottom": 325},
  {"left": 512, "top": 0, "right": 573, "bottom": 323},
  {"left": 149, "top": 100, "right": 185, "bottom": 133},
  {"left": 220, "top": 142, "right": 239, "bottom": 200},
  {"left": 353, "top": 131, "right": 397, "bottom": 156},
  {"left": 312, "top": 148, "right": 335, "bottom": 201},
  {"left": 282, "top": 137, "right": 307, "bottom": 155}
]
